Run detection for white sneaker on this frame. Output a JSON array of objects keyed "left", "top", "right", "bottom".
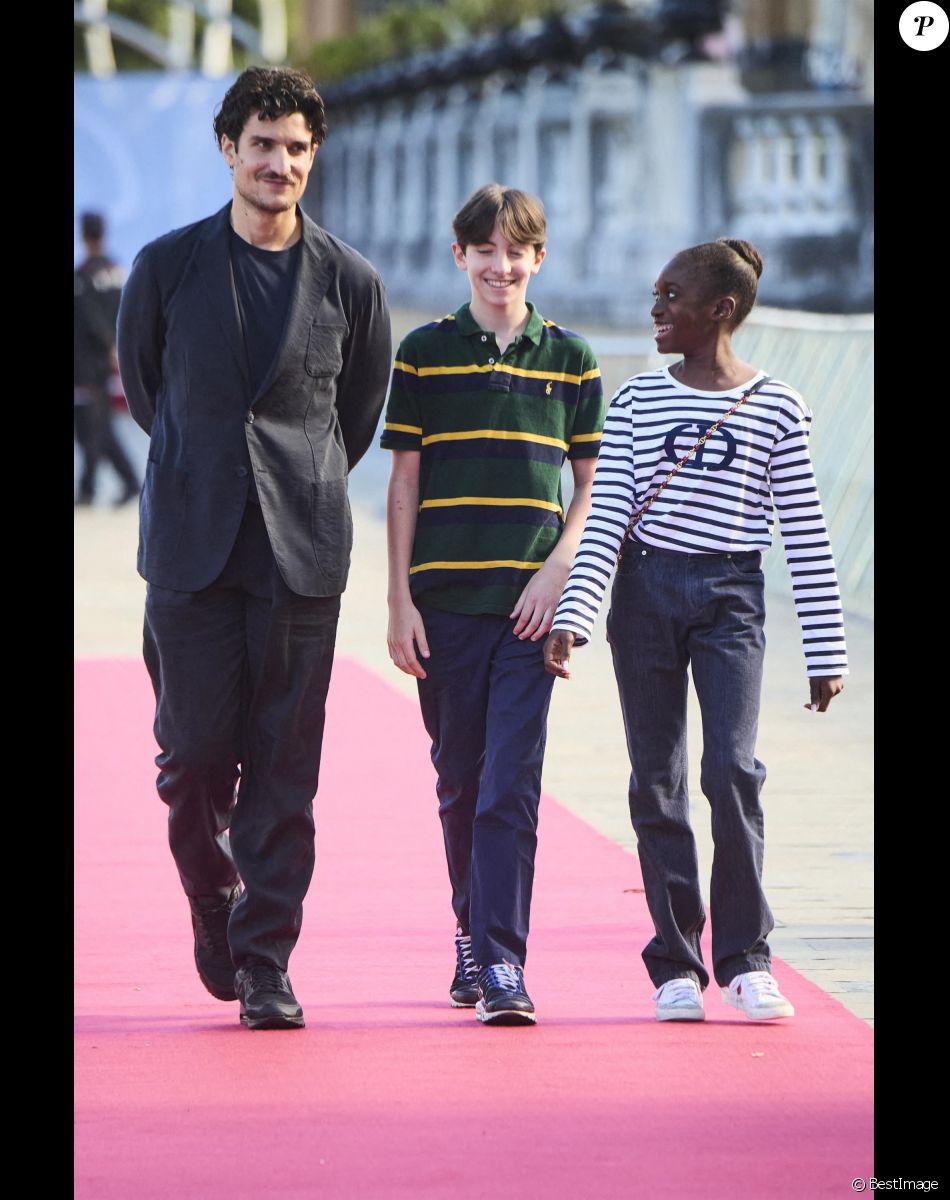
[
  {"left": 653, "top": 977, "right": 705, "bottom": 1022},
  {"left": 722, "top": 971, "right": 795, "bottom": 1020}
]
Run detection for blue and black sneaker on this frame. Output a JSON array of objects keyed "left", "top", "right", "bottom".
[
  {"left": 450, "top": 926, "right": 479, "bottom": 1007},
  {"left": 475, "top": 962, "right": 536, "bottom": 1025}
]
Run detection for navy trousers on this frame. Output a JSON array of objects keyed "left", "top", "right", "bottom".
[
  {"left": 606, "top": 538, "right": 774, "bottom": 990},
  {"left": 143, "top": 500, "right": 340, "bottom": 971},
  {"left": 416, "top": 602, "right": 555, "bottom": 968}
]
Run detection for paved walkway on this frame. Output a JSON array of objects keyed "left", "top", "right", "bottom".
[{"left": 74, "top": 307, "right": 873, "bottom": 1024}]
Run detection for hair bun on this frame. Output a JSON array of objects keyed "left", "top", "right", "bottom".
[{"left": 718, "top": 237, "right": 763, "bottom": 279}]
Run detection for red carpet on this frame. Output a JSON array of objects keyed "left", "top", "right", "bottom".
[{"left": 75, "top": 658, "right": 873, "bottom": 1198}]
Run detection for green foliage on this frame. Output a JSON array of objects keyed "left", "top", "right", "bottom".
[
  {"left": 382, "top": 3, "right": 455, "bottom": 50},
  {"left": 453, "top": 0, "right": 574, "bottom": 35},
  {"left": 73, "top": 0, "right": 585, "bottom": 77},
  {"left": 302, "top": 0, "right": 584, "bottom": 84}
]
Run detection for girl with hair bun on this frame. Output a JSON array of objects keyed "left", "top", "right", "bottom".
[{"left": 543, "top": 238, "right": 848, "bottom": 1024}]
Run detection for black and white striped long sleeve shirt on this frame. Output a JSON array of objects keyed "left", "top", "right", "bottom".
[{"left": 552, "top": 368, "right": 849, "bottom": 677}]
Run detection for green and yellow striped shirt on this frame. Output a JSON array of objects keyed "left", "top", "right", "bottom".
[{"left": 380, "top": 302, "right": 605, "bottom": 615}]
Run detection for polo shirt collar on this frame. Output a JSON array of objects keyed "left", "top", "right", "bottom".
[{"left": 453, "top": 302, "right": 546, "bottom": 346}]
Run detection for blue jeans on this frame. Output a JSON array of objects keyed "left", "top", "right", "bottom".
[
  {"left": 606, "top": 538, "right": 774, "bottom": 990},
  {"left": 416, "top": 602, "right": 555, "bottom": 968}
]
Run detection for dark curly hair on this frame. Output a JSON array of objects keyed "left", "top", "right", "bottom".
[
  {"left": 213, "top": 67, "right": 327, "bottom": 150},
  {"left": 677, "top": 238, "right": 763, "bottom": 328}
]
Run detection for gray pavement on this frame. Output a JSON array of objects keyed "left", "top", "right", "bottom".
[{"left": 75, "top": 308, "right": 873, "bottom": 1024}]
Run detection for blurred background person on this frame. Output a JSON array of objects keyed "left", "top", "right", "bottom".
[{"left": 74, "top": 210, "right": 140, "bottom": 507}]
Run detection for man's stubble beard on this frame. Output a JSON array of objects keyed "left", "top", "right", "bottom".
[{"left": 235, "top": 179, "right": 296, "bottom": 215}]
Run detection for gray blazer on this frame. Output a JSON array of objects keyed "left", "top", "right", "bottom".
[{"left": 117, "top": 203, "right": 391, "bottom": 596}]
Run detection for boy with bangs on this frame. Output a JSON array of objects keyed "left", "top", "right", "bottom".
[{"left": 381, "top": 184, "right": 605, "bottom": 1024}]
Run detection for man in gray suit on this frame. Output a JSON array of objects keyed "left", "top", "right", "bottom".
[{"left": 117, "top": 67, "right": 391, "bottom": 1030}]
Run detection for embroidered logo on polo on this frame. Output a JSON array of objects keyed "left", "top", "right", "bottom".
[{"left": 664, "top": 423, "right": 737, "bottom": 471}]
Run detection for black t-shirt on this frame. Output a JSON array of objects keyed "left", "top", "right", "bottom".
[
  {"left": 228, "top": 229, "right": 302, "bottom": 503},
  {"left": 228, "top": 228, "right": 302, "bottom": 395}
]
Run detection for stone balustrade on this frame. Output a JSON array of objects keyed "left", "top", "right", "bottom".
[{"left": 306, "top": 39, "right": 871, "bottom": 318}]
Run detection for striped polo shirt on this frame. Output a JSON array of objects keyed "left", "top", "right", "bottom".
[
  {"left": 380, "top": 302, "right": 604, "bottom": 616},
  {"left": 552, "top": 368, "right": 849, "bottom": 676}
]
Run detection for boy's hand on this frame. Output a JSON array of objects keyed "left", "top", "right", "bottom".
[
  {"left": 543, "top": 628, "right": 576, "bottom": 678},
  {"left": 804, "top": 675, "right": 845, "bottom": 712},
  {"left": 388, "top": 600, "right": 430, "bottom": 679},
  {"left": 510, "top": 560, "right": 570, "bottom": 641}
]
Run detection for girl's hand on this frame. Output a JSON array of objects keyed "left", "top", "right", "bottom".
[
  {"left": 804, "top": 675, "right": 844, "bottom": 712},
  {"left": 543, "top": 628, "right": 576, "bottom": 679}
]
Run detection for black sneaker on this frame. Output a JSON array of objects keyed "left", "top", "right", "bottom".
[
  {"left": 476, "top": 962, "right": 537, "bottom": 1025},
  {"left": 234, "top": 961, "right": 305, "bottom": 1030},
  {"left": 450, "top": 926, "right": 479, "bottom": 1007},
  {"left": 189, "top": 884, "right": 241, "bottom": 1001}
]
